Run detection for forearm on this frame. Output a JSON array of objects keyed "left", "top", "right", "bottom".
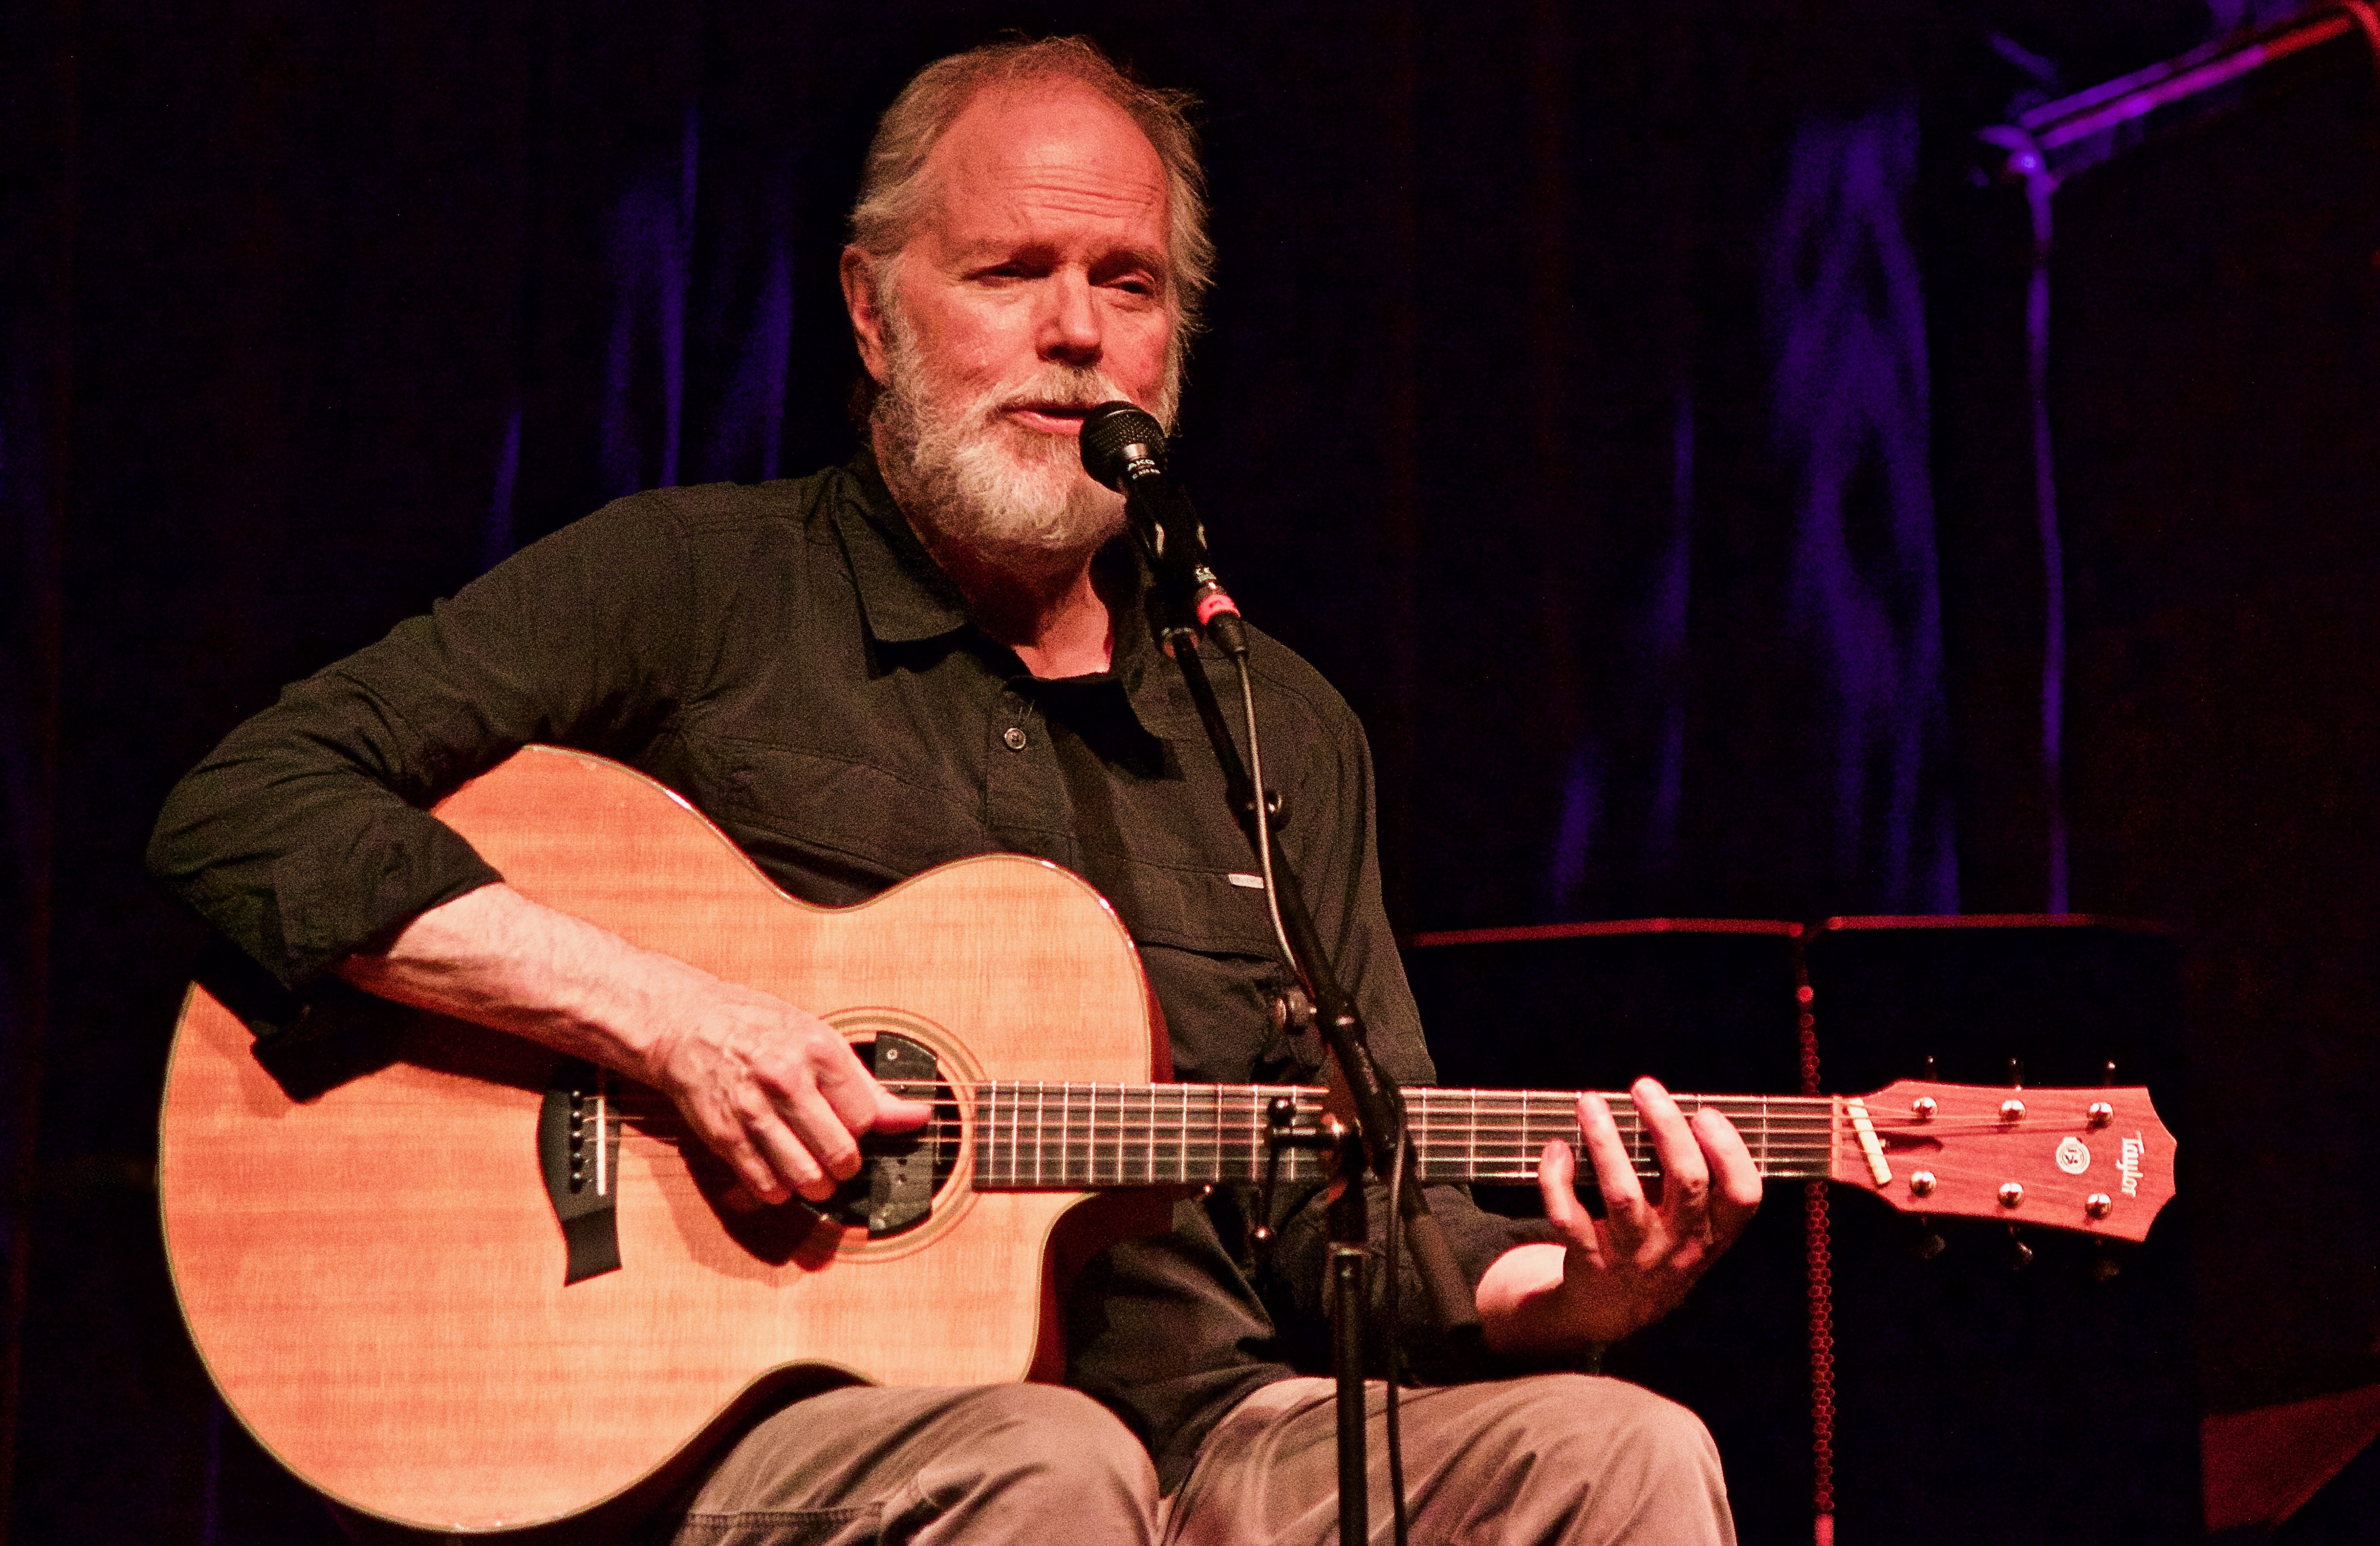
[
  {"left": 335, "top": 881, "right": 928, "bottom": 1206},
  {"left": 334, "top": 881, "right": 708, "bottom": 1086}
]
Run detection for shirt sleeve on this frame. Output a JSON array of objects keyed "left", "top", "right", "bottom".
[{"left": 146, "top": 493, "right": 701, "bottom": 990}]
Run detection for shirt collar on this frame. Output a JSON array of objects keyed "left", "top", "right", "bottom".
[
  {"left": 833, "top": 446, "right": 974, "bottom": 646},
  {"left": 832, "top": 444, "right": 1178, "bottom": 746}
]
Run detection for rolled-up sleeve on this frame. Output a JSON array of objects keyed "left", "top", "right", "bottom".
[{"left": 147, "top": 493, "right": 700, "bottom": 987}]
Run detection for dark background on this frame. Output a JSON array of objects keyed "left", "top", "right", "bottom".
[{"left": 6, "top": 1, "right": 2380, "bottom": 1539}]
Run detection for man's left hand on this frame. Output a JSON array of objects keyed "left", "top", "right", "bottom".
[{"left": 1476, "top": 1077, "right": 1763, "bottom": 1355}]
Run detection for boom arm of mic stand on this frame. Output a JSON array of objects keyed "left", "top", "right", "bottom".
[{"left": 1147, "top": 586, "right": 1481, "bottom": 1339}]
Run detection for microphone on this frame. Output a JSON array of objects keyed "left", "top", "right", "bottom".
[{"left": 1080, "top": 402, "right": 1247, "bottom": 656}]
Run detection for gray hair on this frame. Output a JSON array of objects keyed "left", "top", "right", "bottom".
[{"left": 848, "top": 36, "right": 1215, "bottom": 347}]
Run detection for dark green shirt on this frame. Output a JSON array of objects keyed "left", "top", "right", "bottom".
[{"left": 148, "top": 451, "right": 1543, "bottom": 1490}]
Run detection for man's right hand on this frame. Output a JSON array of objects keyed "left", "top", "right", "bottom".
[
  {"left": 337, "top": 882, "right": 930, "bottom": 1207},
  {"left": 647, "top": 980, "right": 931, "bottom": 1205}
]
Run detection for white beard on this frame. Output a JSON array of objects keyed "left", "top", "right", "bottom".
[{"left": 872, "top": 314, "right": 1169, "bottom": 576}]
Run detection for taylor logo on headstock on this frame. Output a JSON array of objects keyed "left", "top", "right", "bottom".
[
  {"left": 2119, "top": 1135, "right": 2145, "bottom": 1198},
  {"left": 2055, "top": 1136, "right": 2090, "bottom": 1175}
]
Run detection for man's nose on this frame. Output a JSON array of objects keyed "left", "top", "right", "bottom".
[{"left": 1038, "top": 270, "right": 1102, "bottom": 364}]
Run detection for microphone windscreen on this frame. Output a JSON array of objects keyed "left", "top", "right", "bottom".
[{"left": 1080, "top": 402, "right": 1167, "bottom": 490}]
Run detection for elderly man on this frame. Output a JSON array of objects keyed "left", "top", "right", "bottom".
[{"left": 151, "top": 36, "right": 1757, "bottom": 1545}]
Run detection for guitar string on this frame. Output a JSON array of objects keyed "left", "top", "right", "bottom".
[
  {"left": 613, "top": 1099, "right": 2026, "bottom": 1147},
  {"left": 618, "top": 1111, "right": 2029, "bottom": 1150},
  {"left": 619, "top": 1083, "right": 2103, "bottom": 1161},
  {"left": 870, "top": 1077, "right": 2098, "bottom": 1134},
  {"left": 876, "top": 1120, "right": 1837, "bottom": 1157},
  {"left": 876, "top": 1083, "right": 1842, "bottom": 1127},
  {"left": 841, "top": 1117, "right": 1997, "bottom": 1146},
  {"left": 624, "top": 1076, "right": 2125, "bottom": 1127},
  {"left": 840, "top": 1120, "right": 1844, "bottom": 1148}
]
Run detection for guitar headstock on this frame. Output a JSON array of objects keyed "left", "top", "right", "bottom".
[{"left": 1831, "top": 1080, "right": 2177, "bottom": 1243}]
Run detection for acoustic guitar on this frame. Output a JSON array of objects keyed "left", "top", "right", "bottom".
[{"left": 158, "top": 745, "right": 2178, "bottom": 1535}]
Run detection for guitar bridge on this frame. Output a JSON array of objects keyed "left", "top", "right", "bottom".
[{"left": 538, "top": 1059, "right": 621, "bottom": 1284}]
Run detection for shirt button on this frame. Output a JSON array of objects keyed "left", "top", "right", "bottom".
[{"left": 1003, "top": 726, "right": 1028, "bottom": 751}]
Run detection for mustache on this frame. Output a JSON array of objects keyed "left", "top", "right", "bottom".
[{"left": 989, "top": 367, "right": 1141, "bottom": 422}]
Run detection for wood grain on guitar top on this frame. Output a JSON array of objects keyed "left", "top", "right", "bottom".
[{"left": 159, "top": 745, "right": 1156, "bottom": 1532}]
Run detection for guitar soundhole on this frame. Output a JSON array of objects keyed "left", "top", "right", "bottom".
[{"left": 827, "top": 1033, "right": 961, "bottom": 1238}]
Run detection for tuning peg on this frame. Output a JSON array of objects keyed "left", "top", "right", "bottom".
[
  {"left": 1922, "top": 1054, "right": 1938, "bottom": 1080},
  {"left": 2007, "top": 1056, "right": 2024, "bottom": 1089},
  {"left": 2091, "top": 1241, "right": 2123, "bottom": 1282},
  {"left": 1909, "top": 1216, "right": 1947, "bottom": 1261},
  {"left": 2101, "top": 1059, "right": 2117, "bottom": 1087},
  {"left": 2007, "top": 1224, "right": 2034, "bottom": 1272}
]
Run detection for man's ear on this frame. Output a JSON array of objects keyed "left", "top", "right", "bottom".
[{"left": 840, "top": 247, "right": 892, "bottom": 386}]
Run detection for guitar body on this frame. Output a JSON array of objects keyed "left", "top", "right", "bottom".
[{"left": 158, "top": 746, "right": 1157, "bottom": 1533}]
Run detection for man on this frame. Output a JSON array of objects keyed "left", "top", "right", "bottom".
[{"left": 151, "top": 36, "right": 1760, "bottom": 1544}]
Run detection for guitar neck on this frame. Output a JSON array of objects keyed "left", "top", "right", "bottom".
[{"left": 947, "top": 1082, "right": 1837, "bottom": 1190}]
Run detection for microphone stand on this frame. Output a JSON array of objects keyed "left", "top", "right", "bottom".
[{"left": 1135, "top": 528, "right": 1481, "bottom": 1546}]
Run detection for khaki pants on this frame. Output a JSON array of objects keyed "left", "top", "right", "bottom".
[{"left": 671, "top": 1375, "right": 1735, "bottom": 1545}]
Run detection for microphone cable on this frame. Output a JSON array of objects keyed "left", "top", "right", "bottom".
[{"left": 1234, "top": 646, "right": 1411, "bottom": 1546}]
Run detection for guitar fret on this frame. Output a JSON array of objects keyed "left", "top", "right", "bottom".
[{"left": 968, "top": 1084, "right": 1848, "bottom": 1187}]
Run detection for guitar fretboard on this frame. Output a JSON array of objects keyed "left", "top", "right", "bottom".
[{"left": 941, "top": 1084, "right": 1837, "bottom": 1189}]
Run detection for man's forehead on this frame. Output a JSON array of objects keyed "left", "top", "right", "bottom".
[{"left": 918, "top": 80, "right": 1168, "bottom": 240}]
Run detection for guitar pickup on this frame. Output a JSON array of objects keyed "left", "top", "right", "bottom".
[{"left": 827, "top": 1033, "right": 942, "bottom": 1239}]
